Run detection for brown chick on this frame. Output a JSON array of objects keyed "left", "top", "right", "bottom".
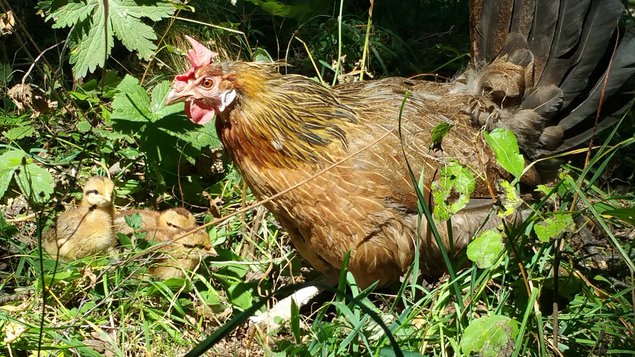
[
  {"left": 114, "top": 208, "right": 161, "bottom": 235},
  {"left": 117, "top": 207, "right": 214, "bottom": 279},
  {"left": 43, "top": 176, "right": 116, "bottom": 261},
  {"left": 148, "top": 208, "right": 214, "bottom": 279}
]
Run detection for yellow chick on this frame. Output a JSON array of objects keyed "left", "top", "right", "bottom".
[
  {"left": 116, "top": 207, "right": 214, "bottom": 279},
  {"left": 43, "top": 176, "right": 116, "bottom": 261}
]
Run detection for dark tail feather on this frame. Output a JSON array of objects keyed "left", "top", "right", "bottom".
[
  {"left": 542, "top": 29, "right": 635, "bottom": 155},
  {"left": 469, "top": 0, "right": 634, "bottom": 159}
]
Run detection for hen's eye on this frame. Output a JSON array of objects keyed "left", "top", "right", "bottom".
[{"left": 201, "top": 78, "right": 214, "bottom": 89}]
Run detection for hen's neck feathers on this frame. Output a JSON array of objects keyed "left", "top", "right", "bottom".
[{"left": 214, "top": 63, "right": 357, "bottom": 169}]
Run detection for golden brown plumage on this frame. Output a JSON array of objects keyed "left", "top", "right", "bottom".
[
  {"left": 43, "top": 177, "right": 116, "bottom": 261},
  {"left": 166, "top": 0, "right": 634, "bottom": 288},
  {"left": 116, "top": 208, "right": 214, "bottom": 279}
]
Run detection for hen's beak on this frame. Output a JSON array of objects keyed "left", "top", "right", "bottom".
[{"left": 165, "top": 88, "right": 187, "bottom": 106}]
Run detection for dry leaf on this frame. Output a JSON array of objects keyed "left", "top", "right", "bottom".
[
  {"left": 0, "top": 11, "right": 15, "bottom": 36},
  {"left": 7, "top": 83, "right": 58, "bottom": 118}
]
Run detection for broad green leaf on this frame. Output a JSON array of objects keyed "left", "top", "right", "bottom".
[
  {"left": 251, "top": 48, "right": 274, "bottom": 63},
  {"left": 117, "top": 0, "right": 176, "bottom": 21},
  {"left": 111, "top": 75, "right": 152, "bottom": 122},
  {"left": 76, "top": 120, "right": 92, "bottom": 133},
  {"left": 227, "top": 282, "right": 254, "bottom": 310},
  {"left": 0, "top": 150, "right": 27, "bottom": 200},
  {"left": 198, "top": 288, "right": 221, "bottom": 306},
  {"left": 467, "top": 229, "right": 504, "bottom": 269},
  {"left": 533, "top": 213, "right": 575, "bottom": 242},
  {"left": 483, "top": 128, "right": 525, "bottom": 179},
  {"left": 181, "top": 125, "right": 222, "bottom": 151},
  {"left": 68, "top": 7, "right": 112, "bottom": 79},
  {"left": 14, "top": 162, "right": 54, "bottom": 204},
  {"left": 123, "top": 212, "right": 143, "bottom": 231},
  {"left": 4, "top": 126, "right": 36, "bottom": 141},
  {"left": 461, "top": 315, "right": 519, "bottom": 357},
  {"left": 498, "top": 180, "right": 522, "bottom": 217},
  {"left": 152, "top": 81, "right": 184, "bottom": 118},
  {"left": 432, "top": 161, "right": 475, "bottom": 220}
]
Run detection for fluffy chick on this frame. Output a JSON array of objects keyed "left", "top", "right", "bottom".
[
  {"left": 43, "top": 176, "right": 116, "bottom": 261},
  {"left": 114, "top": 209, "right": 161, "bottom": 235},
  {"left": 116, "top": 207, "right": 214, "bottom": 279}
]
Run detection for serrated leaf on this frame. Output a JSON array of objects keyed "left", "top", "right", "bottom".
[
  {"left": 14, "top": 163, "right": 54, "bottom": 204},
  {"left": 123, "top": 212, "right": 143, "bottom": 231},
  {"left": 4, "top": 126, "right": 36, "bottom": 141},
  {"left": 534, "top": 213, "right": 575, "bottom": 242},
  {"left": 68, "top": 6, "right": 112, "bottom": 79},
  {"left": 47, "top": 0, "right": 97, "bottom": 28},
  {"left": 111, "top": 75, "right": 152, "bottom": 122},
  {"left": 45, "top": 0, "right": 175, "bottom": 78},
  {"left": 432, "top": 161, "right": 475, "bottom": 220},
  {"left": 182, "top": 125, "right": 222, "bottom": 151},
  {"left": 117, "top": 0, "right": 175, "bottom": 21},
  {"left": 483, "top": 128, "right": 525, "bottom": 179},
  {"left": 110, "top": 3, "right": 157, "bottom": 59},
  {"left": 461, "top": 315, "right": 519, "bottom": 357},
  {"left": 151, "top": 81, "right": 183, "bottom": 118},
  {"left": 467, "top": 229, "right": 504, "bottom": 269}
]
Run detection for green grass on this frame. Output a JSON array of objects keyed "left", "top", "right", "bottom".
[{"left": 1, "top": 0, "right": 634, "bottom": 356}]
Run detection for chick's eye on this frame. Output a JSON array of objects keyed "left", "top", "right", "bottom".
[{"left": 201, "top": 78, "right": 214, "bottom": 89}]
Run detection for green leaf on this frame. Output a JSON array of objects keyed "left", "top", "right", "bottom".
[
  {"left": 483, "top": 128, "right": 525, "bottom": 179},
  {"left": 601, "top": 208, "right": 635, "bottom": 226},
  {"left": 461, "top": 315, "right": 519, "bottom": 357},
  {"left": 432, "top": 161, "right": 475, "bottom": 220},
  {"left": 227, "top": 282, "right": 254, "bottom": 310},
  {"left": 429, "top": 121, "right": 453, "bottom": 149},
  {"left": 76, "top": 120, "right": 92, "bottom": 133},
  {"left": 498, "top": 180, "right": 522, "bottom": 217},
  {"left": 3, "top": 126, "right": 36, "bottom": 141},
  {"left": 45, "top": 0, "right": 175, "bottom": 78},
  {"left": 47, "top": 0, "right": 97, "bottom": 28},
  {"left": 0, "top": 150, "right": 27, "bottom": 200},
  {"left": 110, "top": 2, "right": 158, "bottom": 59},
  {"left": 124, "top": 213, "right": 143, "bottom": 231},
  {"left": 111, "top": 75, "right": 152, "bottom": 122},
  {"left": 466, "top": 229, "right": 504, "bottom": 269},
  {"left": 14, "top": 162, "right": 55, "bottom": 204},
  {"left": 533, "top": 213, "right": 575, "bottom": 242},
  {"left": 151, "top": 81, "right": 183, "bottom": 118}
]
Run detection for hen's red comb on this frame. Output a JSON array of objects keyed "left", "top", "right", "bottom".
[
  {"left": 173, "top": 36, "right": 219, "bottom": 91},
  {"left": 184, "top": 35, "right": 218, "bottom": 68}
]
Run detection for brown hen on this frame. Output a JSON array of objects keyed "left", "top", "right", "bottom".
[{"left": 166, "top": 0, "right": 634, "bottom": 289}]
